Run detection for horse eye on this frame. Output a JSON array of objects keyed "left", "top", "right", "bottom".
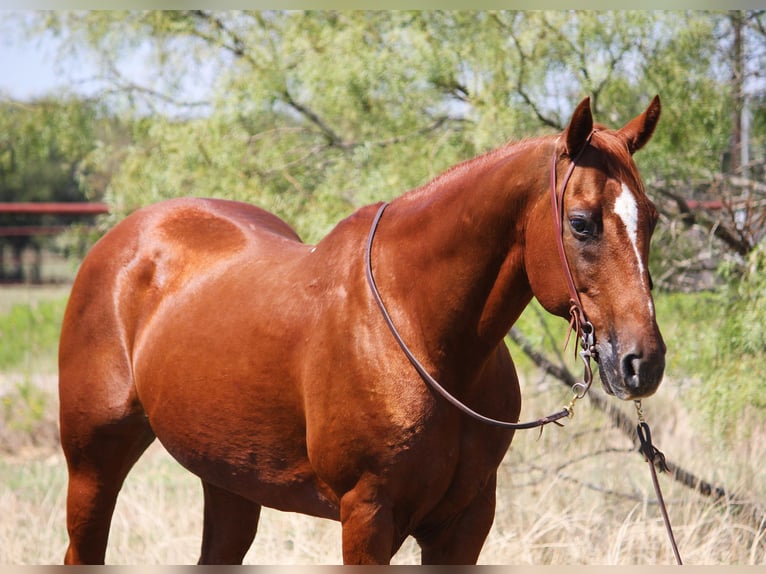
[{"left": 569, "top": 216, "right": 592, "bottom": 238}]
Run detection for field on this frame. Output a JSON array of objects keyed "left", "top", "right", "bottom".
[{"left": 0, "top": 284, "right": 764, "bottom": 565}]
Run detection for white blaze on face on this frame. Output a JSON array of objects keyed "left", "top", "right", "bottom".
[{"left": 614, "top": 182, "right": 654, "bottom": 315}]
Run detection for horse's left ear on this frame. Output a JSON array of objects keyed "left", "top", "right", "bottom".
[
  {"left": 564, "top": 97, "right": 594, "bottom": 158},
  {"left": 619, "top": 95, "right": 661, "bottom": 155}
]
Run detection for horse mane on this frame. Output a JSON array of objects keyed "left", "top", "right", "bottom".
[
  {"left": 398, "top": 134, "right": 553, "bottom": 204},
  {"left": 394, "top": 126, "right": 650, "bottom": 217}
]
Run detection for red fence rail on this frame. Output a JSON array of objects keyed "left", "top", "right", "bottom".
[
  {"left": 0, "top": 225, "right": 71, "bottom": 237},
  {"left": 0, "top": 202, "right": 109, "bottom": 215},
  {"left": 0, "top": 202, "right": 109, "bottom": 237}
]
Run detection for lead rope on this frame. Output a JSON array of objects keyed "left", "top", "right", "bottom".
[{"left": 634, "top": 400, "right": 684, "bottom": 565}]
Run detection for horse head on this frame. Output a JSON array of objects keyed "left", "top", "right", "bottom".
[{"left": 526, "top": 96, "right": 665, "bottom": 400}]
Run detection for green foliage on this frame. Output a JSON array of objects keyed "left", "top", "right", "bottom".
[
  {"left": 719, "top": 245, "right": 766, "bottom": 355},
  {"left": 0, "top": 297, "right": 66, "bottom": 372},
  {"left": 653, "top": 291, "right": 720, "bottom": 377},
  {"left": 29, "top": 11, "right": 744, "bottom": 244},
  {"left": 689, "top": 246, "right": 766, "bottom": 436},
  {"left": 0, "top": 96, "right": 123, "bottom": 272},
  {"left": 0, "top": 98, "right": 104, "bottom": 203},
  {"left": 634, "top": 14, "right": 732, "bottom": 182}
]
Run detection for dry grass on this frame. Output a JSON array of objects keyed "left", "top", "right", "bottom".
[{"left": 1, "top": 370, "right": 763, "bottom": 565}]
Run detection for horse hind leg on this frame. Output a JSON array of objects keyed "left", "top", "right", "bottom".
[
  {"left": 59, "top": 343, "right": 156, "bottom": 564},
  {"left": 61, "top": 406, "right": 156, "bottom": 564},
  {"left": 198, "top": 481, "right": 262, "bottom": 564}
]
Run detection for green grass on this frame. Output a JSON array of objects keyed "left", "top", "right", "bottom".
[
  {"left": 0, "top": 287, "right": 68, "bottom": 373},
  {"left": 1, "top": 377, "right": 50, "bottom": 433},
  {"left": 654, "top": 291, "right": 720, "bottom": 376},
  {"left": 0, "top": 286, "right": 67, "bottom": 453},
  {"left": 655, "top": 281, "right": 766, "bottom": 438}
]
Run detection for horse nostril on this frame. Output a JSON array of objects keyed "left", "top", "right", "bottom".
[
  {"left": 611, "top": 343, "right": 665, "bottom": 399},
  {"left": 621, "top": 353, "right": 641, "bottom": 383}
]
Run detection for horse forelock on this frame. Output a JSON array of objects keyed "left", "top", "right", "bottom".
[{"left": 590, "top": 130, "right": 647, "bottom": 196}]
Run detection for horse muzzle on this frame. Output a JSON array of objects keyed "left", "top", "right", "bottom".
[{"left": 595, "top": 339, "right": 666, "bottom": 400}]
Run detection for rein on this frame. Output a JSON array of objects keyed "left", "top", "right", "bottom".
[
  {"left": 365, "top": 201, "right": 571, "bottom": 430},
  {"left": 363, "top": 138, "right": 596, "bottom": 429}
]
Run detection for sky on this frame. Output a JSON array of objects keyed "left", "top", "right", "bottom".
[
  {"left": 0, "top": 13, "right": 106, "bottom": 101},
  {"left": 1, "top": 7, "right": 761, "bottom": 102},
  {"left": 0, "top": 12, "right": 216, "bottom": 115},
  {"left": 0, "top": 26, "right": 72, "bottom": 100}
]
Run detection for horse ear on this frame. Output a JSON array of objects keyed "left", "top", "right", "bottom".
[
  {"left": 564, "top": 97, "right": 594, "bottom": 158},
  {"left": 619, "top": 95, "right": 661, "bottom": 154}
]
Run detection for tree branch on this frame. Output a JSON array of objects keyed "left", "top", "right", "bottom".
[
  {"left": 652, "top": 180, "right": 754, "bottom": 256},
  {"left": 280, "top": 88, "right": 348, "bottom": 149},
  {"left": 491, "top": 13, "right": 563, "bottom": 130},
  {"left": 189, "top": 10, "right": 260, "bottom": 69}
]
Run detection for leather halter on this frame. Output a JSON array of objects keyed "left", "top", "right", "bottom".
[
  {"left": 364, "top": 136, "right": 597, "bottom": 430},
  {"left": 550, "top": 132, "right": 599, "bottom": 399}
]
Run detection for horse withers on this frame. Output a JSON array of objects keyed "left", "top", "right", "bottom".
[{"left": 59, "top": 96, "right": 665, "bottom": 564}]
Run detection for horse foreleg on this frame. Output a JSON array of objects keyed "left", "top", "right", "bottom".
[
  {"left": 340, "top": 480, "right": 397, "bottom": 564},
  {"left": 198, "top": 481, "right": 262, "bottom": 564},
  {"left": 416, "top": 473, "right": 498, "bottom": 564}
]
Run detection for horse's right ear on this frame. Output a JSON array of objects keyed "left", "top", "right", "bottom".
[
  {"left": 564, "top": 97, "right": 593, "bottom": 158},
  {"left": 619, "top": 95, "right": 661, "bottom": 154}
]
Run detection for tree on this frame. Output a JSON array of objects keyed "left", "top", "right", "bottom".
[
  {"left": 21, "top": 11, "right": 766, "bottom": 260},
  {"left": 0, "top": 97, "right": 111, "bottom": 280}
]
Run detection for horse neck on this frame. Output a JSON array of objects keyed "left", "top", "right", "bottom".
[{"left": 374, "top": 138, "right": 551, "bottom": 368}]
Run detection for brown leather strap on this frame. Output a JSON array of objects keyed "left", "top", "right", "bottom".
[
  {"left": 365, "top": 202, "right": 572, "bottom": 430},
  {"left": 550, "top": 133, "right": 595, "bottom": 347},
  {"left": 363, "top": 133, "right": 601, "bottom": 430},
  {"left": 636, "top": 418, "right": 684, "bottom": 565}
]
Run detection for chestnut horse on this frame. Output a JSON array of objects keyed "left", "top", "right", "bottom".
[{"left": 59, "top": 96, "right": 665, "bottom": 564}]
